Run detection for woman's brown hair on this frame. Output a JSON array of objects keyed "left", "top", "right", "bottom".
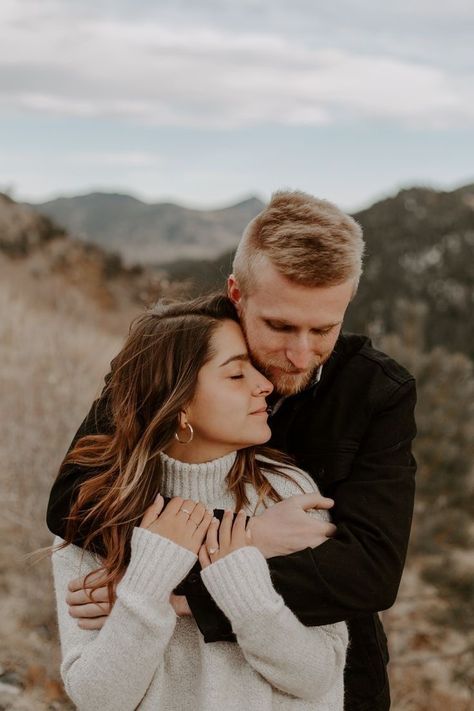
[{"left": 54, "top": 293, "right": 303, "bottom": 603}]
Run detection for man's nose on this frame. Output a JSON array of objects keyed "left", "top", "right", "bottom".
[{"left": 286, "top": 340, "right": 313, "bottom": 370}]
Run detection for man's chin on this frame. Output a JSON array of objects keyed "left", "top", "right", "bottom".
[{"left": 270, "top": 369, "right": 314, "bottom": 397}]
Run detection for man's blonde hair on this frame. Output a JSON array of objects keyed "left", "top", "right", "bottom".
[{"left": 232, "top": 190, "right": 365, "bottom": 295}]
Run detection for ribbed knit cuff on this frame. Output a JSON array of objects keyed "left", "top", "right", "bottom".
[
  {"left": 200, "top": 546, "right": 282, "bottom": 626},
  {"left": 117, "top": 527, "right": 197, "bottom": 600}
]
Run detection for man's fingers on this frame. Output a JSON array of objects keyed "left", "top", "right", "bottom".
[
  {"left": 66, "top": 585, "right": 110, "bottom": 606},
  {"left": 293, "top": 493, "right": 335, "bottom": 511},
  {"left": 68, "top": 601, "right": 112, "bottom": 619},
  {"left": 306, "top": 520, "right": 337, "bottom": 539},
  {"left": 77, "top": 616, "right": 108, "bottom": 631},
  {"left": 67, "top": 567, "right": 109, "bottom": 593},
  {"left": 323, "top": 522, "right": 337, "bottom": 537}
]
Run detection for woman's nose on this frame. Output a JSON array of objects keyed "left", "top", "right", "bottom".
[{"left": 254, "top": 376, "right": 273, "bottom": 396}]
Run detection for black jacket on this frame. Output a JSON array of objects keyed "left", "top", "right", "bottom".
[{"left": 46, "top": 332, "right": 417, "bottom": 711}]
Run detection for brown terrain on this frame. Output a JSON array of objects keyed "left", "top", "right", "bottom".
[{"left": 0, "top": 193, "right": 472, "bottom": 710}]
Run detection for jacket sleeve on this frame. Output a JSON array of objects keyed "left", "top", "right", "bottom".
[
  {"left": 201, "top": 546, "right": 348, "bottom": 701},
  {"left": 267, "top": 378, "right": 417, "bottom": 623},
  {"left": 46, "top": 388, "right": 113, "bottom": 541},
  {"left": 52, "top": 528, "right": 197, "bottom": 711}
]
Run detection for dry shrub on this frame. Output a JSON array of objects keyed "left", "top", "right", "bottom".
[{"left": 0, "top": 263, "right": 124, "bottom": 708}]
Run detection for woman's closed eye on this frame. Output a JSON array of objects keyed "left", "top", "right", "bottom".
[{"left": 229, "top": 374, "right": 244, "bottom": 380}]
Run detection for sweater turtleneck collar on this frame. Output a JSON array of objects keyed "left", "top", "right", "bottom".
[{"left": 158, "top": 450, "right": 238, "bottom": 509}]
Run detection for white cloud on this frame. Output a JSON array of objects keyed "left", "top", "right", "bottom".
[{"left": 0, "top": 0, "right": 472, "bottom": 129}]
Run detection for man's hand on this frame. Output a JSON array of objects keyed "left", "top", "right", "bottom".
[
  {"left": 66, "top": 571, "right": 193, "bottom": 628},
  {"left": 248, "top": 493, "right": 337, "bottom": 559},
  {"left": 66, "top": 570, "right": 114, "bottom": 630}
]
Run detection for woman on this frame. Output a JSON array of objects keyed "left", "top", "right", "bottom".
[{"left": 51, "top": 293, "right": 348, "bottom": 710}]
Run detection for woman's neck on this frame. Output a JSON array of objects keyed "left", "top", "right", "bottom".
[
  {"left": 158, "top": 449, "right": 238, "bottom": 508},
  {"left": 163, "top": 440, "right": 238, "bottom": 465}
]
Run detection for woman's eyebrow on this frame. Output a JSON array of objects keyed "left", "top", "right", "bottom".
[{"left": 219, "top": 353, "right": 249, "bottom": 367}]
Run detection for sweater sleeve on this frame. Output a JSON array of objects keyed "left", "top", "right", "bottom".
[
  {"left": 52, "top": 527, "right": 197, "bottom": 711},
  {"left": 200, "top": 545, "right": 348, "bottom": 702}
]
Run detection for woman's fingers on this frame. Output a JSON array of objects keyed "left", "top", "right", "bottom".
[
  {"left": 193, "top": 510, "right": 213, "bottom": 540},
  {"left": 161, "top": 496, "right": 184, "bottom": 516},
  {"left": 198, "top": 543, "right": 211, "bottom": 569},
  {"left": 219, "top": 510, "right": 233, "bottom": 549},
  {"left": 231, "top": 509, "right": 248, "bottom": 546},
  {"left": 189, "top": 502, "right": 206, "bottom": 527},
  {"left": 140, "top": 492, "right": 165, "bottom": 529},
  {"left": 206, "top": 517, "right": 220, "bottom": 555},
  {"left": 170, "top": 498, "right": 198, "bottom": 520}
]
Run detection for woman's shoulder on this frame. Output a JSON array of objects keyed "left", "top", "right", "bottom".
[
  {"left": 255, "top": 455, "right": 331, "bottom": 521},
  {"left": 51, "top": 535, "right": 103, "bottom": 575},
  {"left": 256, "top": 454, "right": 321, "bottom": 497}
]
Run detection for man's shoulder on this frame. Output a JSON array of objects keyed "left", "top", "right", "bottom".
[{"left": 337, "top": 332, "right": 415, "bottom": 387}]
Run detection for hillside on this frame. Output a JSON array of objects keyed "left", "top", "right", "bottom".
[
  {"left": 29, "top": 193, "right": 265, "bottom": 264},
  {"left": 0, "top": 193, "right": 183, "bottom": 318},
  {"left": 346, "top": 184, "right": 474, "bottom": 357}
]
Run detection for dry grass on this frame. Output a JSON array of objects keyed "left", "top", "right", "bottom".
[
  {"left": 0, "top": 258, "right": 123, "bottom": 709},
  {"left": 0, "top": 255, "right": 472, "bottom": 709}
]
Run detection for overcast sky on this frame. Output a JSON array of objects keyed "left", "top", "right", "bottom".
[{"left": 0, "top": 0, "right": 473, "bottom": 210}]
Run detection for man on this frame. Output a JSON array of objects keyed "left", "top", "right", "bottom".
[{"left": 47, "top": 191, "right": 416, "bottom": 710}]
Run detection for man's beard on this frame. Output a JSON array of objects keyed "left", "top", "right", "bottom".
[
  {"left": 238, "top": 309, "right": 325, "bottom": 396},
  {"left": 249, "top": 353, "right": 322, "bottom": 396}
]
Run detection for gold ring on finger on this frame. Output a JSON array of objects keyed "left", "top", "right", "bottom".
[
  {"left": 208, "top": 547, "right": 219, "bottom": 555},
  {"left": 180, "top": 508, "right": 192, "bottom": 515}
]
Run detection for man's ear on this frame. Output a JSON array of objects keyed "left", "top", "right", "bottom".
[{"left": 227, "top": 274, "right": 242, "bottom": 308}]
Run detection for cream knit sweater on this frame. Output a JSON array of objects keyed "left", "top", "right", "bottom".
[{"left": 52, "top": 452, "right": 348, "bottom": 710}]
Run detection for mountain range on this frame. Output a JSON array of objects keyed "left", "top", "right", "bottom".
[
  {"left": 162, "top": 184, "right": 474, "bottom": 359},
  {"left": 29, "top": 193, "right": 264, "bottom": 264},
  {"left": 13, "top": 182, "right": 474, "bottom": 359}
]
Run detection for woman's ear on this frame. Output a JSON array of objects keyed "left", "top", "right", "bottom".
[{"left": 178, "top": 410, "right": 188, "bottom": 429}]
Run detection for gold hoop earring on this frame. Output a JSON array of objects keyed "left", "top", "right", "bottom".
[{"left": 174, "top": 423, "right": 194, "bottom": 445}]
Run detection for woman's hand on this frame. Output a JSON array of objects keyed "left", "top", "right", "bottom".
[
  {"left": 139, "top": 493, "right": 214, "bottom": 555},
  {"left": 198, "top": 509, "right": 252, "bottom": 569}
]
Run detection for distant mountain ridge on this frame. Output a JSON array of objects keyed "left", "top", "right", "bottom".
[
  {"left": 29, "top": 193, "right": 265, "bottom": 264},
  {"left": 0, "top": 193, "right": 176, "bottom": 311},
  {"left": 162, "top": 183, "right": 474, "bottom": 358},
  {"left": 15, "top": 183, "right": 474, "bottom": 358}
]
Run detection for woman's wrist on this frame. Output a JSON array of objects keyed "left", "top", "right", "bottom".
[{"left": 117, "top": 527, "right": 197, "bottom": 601}]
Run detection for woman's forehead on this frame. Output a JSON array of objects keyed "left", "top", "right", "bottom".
[{"left": 209, "top": 320, "right": 248, "bottom": 360}]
